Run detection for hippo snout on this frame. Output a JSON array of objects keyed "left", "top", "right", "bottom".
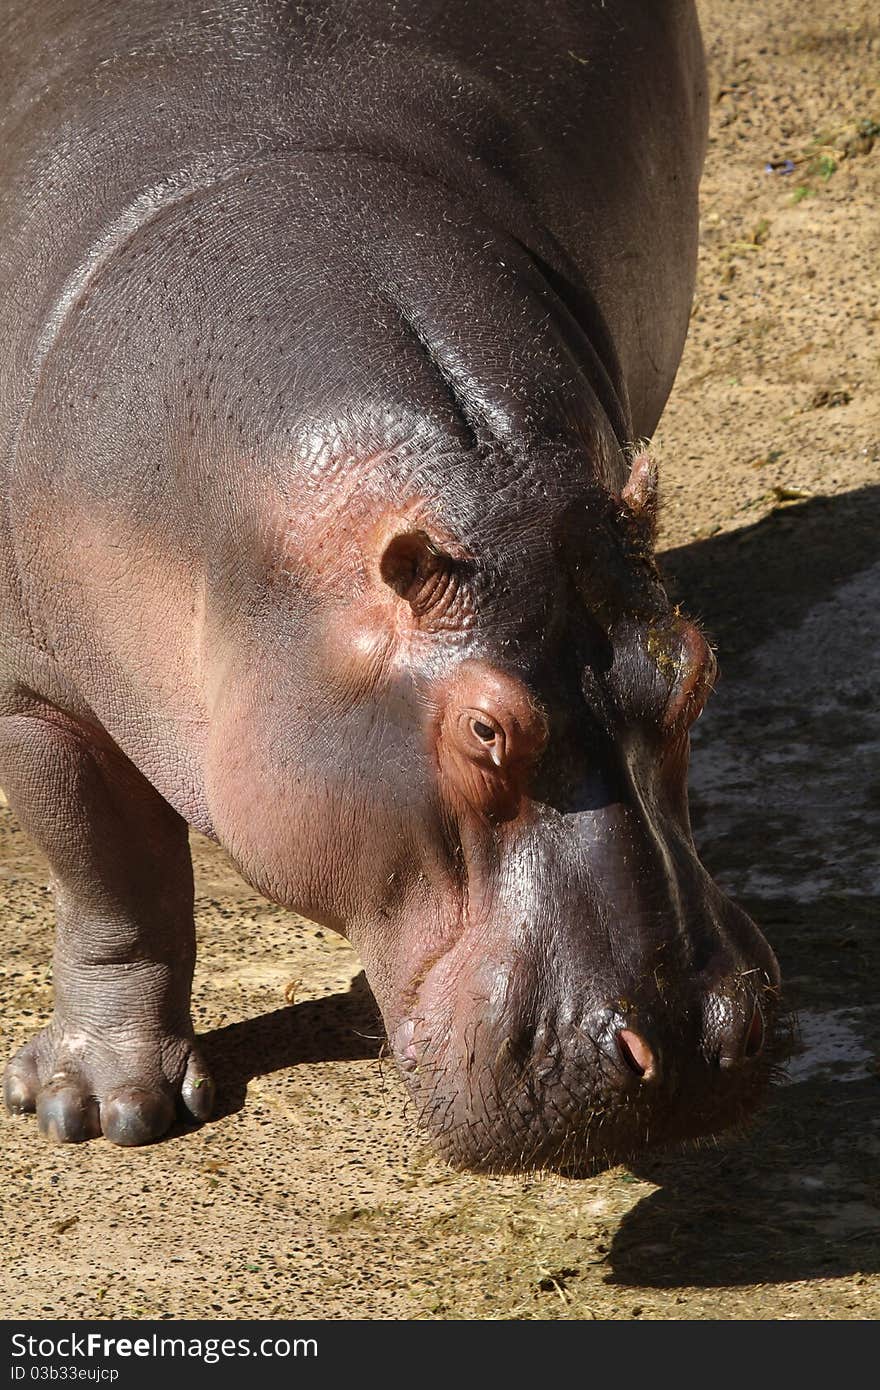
[
  {"left": 377, "top": 795, "right": 784, "bottom": 1174},
  {"left": 390, "top": 945, "right": 782, "bottom": 1175}
]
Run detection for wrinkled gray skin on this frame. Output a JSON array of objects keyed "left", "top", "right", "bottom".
[{"left": 0, "top": 0, "right": 781, "bottom": 1170}]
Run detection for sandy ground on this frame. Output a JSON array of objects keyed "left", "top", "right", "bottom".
[{"left": 1, "top": 0, "right": 878, "bottom": 1321}]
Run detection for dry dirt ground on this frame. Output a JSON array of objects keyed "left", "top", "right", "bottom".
[{"left": 1, "top": 0, "right": 878, "bottom": 1322}]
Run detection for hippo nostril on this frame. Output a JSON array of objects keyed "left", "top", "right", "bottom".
[
  {"left": 744, "top": 1004, "right": 765, "bottom": 1059},
  {"left": 714, "top": 993, "right": 768, "bottom": 1068},
  {"left": 616, "top": 1027, "right": 655, "bottom": 1080}
]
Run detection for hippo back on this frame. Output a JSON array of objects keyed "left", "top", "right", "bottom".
[{"left": 0, "top": 0, "right": 706, "bottom": 468}]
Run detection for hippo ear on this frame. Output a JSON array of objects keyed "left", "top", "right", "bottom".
[
  {"left": 620, "top": 450, "right": 659, "bottom": 547},
  {"left": 379, "top": 530, "right": 470, "bottom": 619}
]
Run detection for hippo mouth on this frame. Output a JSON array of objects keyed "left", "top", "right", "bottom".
[{"left": 389, "top": 954, "right": 789, "bottom": 1176}]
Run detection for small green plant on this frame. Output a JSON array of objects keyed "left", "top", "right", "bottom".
[
  {"left": 814, "top": 153, "right": 838, "bottom": 181},
  {"left": 792, "top": 185, "right": 813, "bottom": 204}
]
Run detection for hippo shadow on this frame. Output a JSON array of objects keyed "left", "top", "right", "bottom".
[
  {"left": 607, "top": 1071, "right": 880, "bottom": 1287},
  {"left": 659, "top": 483, "right": 880, "bottom": 662},
  {"left": 607, "top": 892, "right": 880, "bottom": 1290},
  {"left": 198, "top": 970, "right": 384, "bottom": 1121}
]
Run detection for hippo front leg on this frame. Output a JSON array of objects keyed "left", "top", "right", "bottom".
[{"left": 0, "top": 707, "right": 213, "bottom": 1144}]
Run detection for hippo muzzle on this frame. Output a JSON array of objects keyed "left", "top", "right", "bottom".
[{"left": 388, "top": 804, "right": 781, "bottom": 1174}]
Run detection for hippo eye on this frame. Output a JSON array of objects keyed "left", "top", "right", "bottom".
[
  {"left": 471, "top": 719, "right": 497, "bottom": 743},
  {"left": 464, "top": 714, "right": 505, "bottom": 764}
]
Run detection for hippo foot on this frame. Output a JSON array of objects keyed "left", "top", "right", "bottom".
[{"left": 2, "top": 1021, "right": 214, "bottom": 1145}]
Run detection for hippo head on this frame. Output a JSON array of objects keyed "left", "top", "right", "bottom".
[
  {"left": 319, "top": 448, "right": 783, "bottom": 1173},
  {"left": 210, "top": 444, "right": 782, "bottom": 1173}
]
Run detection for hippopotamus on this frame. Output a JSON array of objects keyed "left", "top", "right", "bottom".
[{"left": 0, "top": 0, "right": 781, "bottom": 1172}]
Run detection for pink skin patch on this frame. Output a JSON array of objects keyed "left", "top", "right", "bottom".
[
  {"left": 616, "top": 1027, "right": 656, "bottom": 1079},
  {"left": 393, "top": 1018, "right": 418, "bottom": 1072},
  {"left": 664, "top": 621, "right": 717, "bottom": 730}
]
